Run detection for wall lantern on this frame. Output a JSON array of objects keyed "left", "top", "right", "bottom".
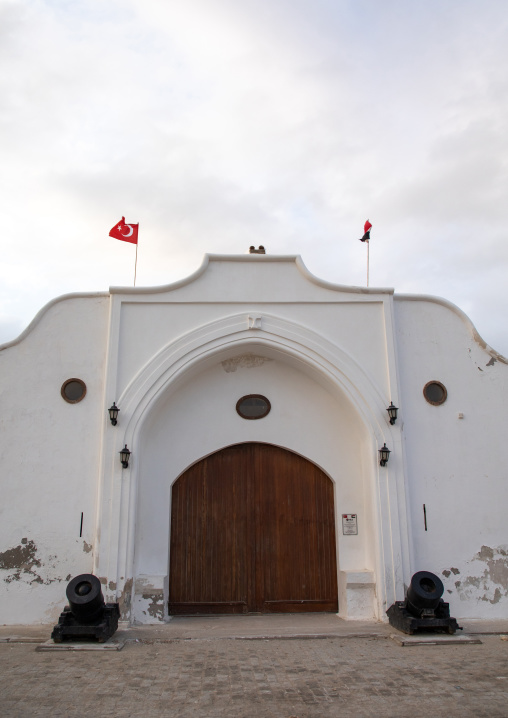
[
  {"left": 386, "top": 402, "right": 398, "bottom": 425},
  {"left": 119, "top": 444, "right": 131, "bottom": 469},
  {"left": 379, "top": 443, "right": 391, "bottom": 466},
  {"left": 108, "top": 402, "right": 120, "bottom": 426}
]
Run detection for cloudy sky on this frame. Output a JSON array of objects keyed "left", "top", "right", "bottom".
[{"left": 1, "top": 0, "right": 507, "bottom": 354}]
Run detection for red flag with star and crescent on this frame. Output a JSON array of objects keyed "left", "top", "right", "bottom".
[{"left": 109, "top": 217, "right": 139, "bottom": 244}]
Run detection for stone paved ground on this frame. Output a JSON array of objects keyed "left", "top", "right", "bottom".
[{"left": 1, "top": 635, "right": 508, "bottom": 717}]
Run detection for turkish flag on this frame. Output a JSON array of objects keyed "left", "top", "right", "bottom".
[{"left": 109, "top": 217, "right": 139, "bottom": 244}]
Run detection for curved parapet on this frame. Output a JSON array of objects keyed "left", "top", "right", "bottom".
[
  {"left": 109, "top": 255, "right": 211, "bottom": 296},
  {"left": 293, "top": 255, "right": 393, "bottom": 295},
  {"left": 395, "top": 292, "right": 507, "bottom": 365},
  {"left": 3, "top": 255, "right": 504, "bottom": 366},
  {"left": 108, "top": 253, "right": 395, "bottom": 297},
  {"left": 0, "top": 291, "right": 109, "bottom": 352},
  {"left": 1, "top": 253, "right": 393, "bottom": 352}
]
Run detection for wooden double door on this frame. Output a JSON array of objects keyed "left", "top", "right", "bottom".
[{"left": 169, "top": 443, "right": 338, "bottom": 614}]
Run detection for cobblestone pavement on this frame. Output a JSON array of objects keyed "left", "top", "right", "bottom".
[{"left": 1, "top": 634, "right": 508, "bottom": 717}]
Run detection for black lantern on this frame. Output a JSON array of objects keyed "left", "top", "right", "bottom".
[
  {"left": 379, "top": 443, "right": 391, "bottom": 466},
  {"left": 108, "top": 402, "right": 120, "bottom": 426},
  {"left": 119, "top": 444, "right": 131, "bottom": 469},
  {"left": 387, "top": 401, "right": 398, "bottom": 425}
]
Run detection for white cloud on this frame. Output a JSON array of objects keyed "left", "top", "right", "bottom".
[{"left": 1, "top": 0, "right": 507, "bottom": 354}]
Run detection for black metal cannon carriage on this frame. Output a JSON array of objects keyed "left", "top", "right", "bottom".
[{"left": 51, "top": 574, "right": 120, "bottom": 643}]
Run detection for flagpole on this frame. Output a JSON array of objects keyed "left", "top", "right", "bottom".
[
  {"left": 134, "top": 242, "right": 138, "bottom": 287},
  {"left": 366, "top": 240, "right": 370, "bottom": 287}
]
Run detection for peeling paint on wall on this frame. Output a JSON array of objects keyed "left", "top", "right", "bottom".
[
  {"left": 132, "top": 578, "right": 165, "bottom": 623},
  {"left": 118, "top": 578, "right": 133, "bottom": 620},
  {"left": 82, "top": 541, "right": 93, "bottom": 553},
  {"left": 0, "top": 538, "right": 66, "bottom": 586},
  {"left": 143, "top": 593, "right": 164, "bottom": 620},
  {"left": 442, "top": 567, "right": 460, "bottom": 577},
  {"left": 442, "top": 545, "right": 508, "bottom": 606},
  {"left": 467, "top": 346, "right": 506, "bottom": 372},
  {"left": 0, "top": 539, "right": 40, "bottom": 571}
]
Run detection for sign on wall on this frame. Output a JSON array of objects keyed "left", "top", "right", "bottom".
[{"left": 342, "top": 514, "right": 358, "bottom": 535}]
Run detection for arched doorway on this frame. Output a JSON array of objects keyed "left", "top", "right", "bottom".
[{"left": 169, "top": 443, "right": 338, "bottom": 614}]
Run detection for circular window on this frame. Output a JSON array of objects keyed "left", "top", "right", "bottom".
[
  {"left": 236, "top": 394, "right": 271, "bottom": 420},
  {"left": 423, "top": 381, "right": 447, "bottom": 406},
  {"left": 61, "top": 378, "right": 87, "bottom": 404}
]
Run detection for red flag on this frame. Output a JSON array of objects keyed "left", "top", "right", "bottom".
[
  {"left": 109, "top": 216, "right": 139, "bottom": 244},
  {"left": 359, "top": 219, "right": 372, "bottom": 242}
]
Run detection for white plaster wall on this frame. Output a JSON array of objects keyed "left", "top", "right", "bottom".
[
  {"left": 100, "top": 257, "right": 406, "bottom": 623},
  {"left": 394, "top": 297, "right": 508, "bottom": 618},
  {"left": 0, "top": 255, "right": 419, "bottom": 625},
  {"left": 116, "top": 302, "right": 390, "bottom": 402},
  {"left": 132, "top": 346, "right": 375, "bottom": 623},
  {"left": 0, "top": 295, "right": 110, "bottom": 624},
  {"left": 111, "top": 255, "right": 393, "bottom": 403}
]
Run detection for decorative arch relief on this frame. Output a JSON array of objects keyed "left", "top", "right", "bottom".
[
  {"left": 221, "top": 353, "right": 273, "bottom": 373},
  {"left": 247, "top": 314, "right": 262, "bottom": 329},
  {"left": 118, "top": 311, "right": 393, "bottom": 449}
]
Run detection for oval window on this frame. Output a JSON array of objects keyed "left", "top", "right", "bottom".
[
  {"left": 236, "top": 394, "right": 271, "bottom": 420},
  {"left": 61, "top": 378, "right": 87, "bottom": 404},
  {"left": 423, "top": 381, "right": 447, "bottom": 406}
]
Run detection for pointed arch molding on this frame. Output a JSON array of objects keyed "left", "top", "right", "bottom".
[
  {"left": 98, "top": 311, "right": 410, "bottom": 619},
  {"left": 119, "top": 312, "right": 394, "bottom": 445}
]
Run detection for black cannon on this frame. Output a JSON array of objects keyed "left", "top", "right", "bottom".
[
  {"left": 51, "top": 574, "right": 120, "bottom": 643},
  {"left": 387, "top": 571, "right": 461, "bottom": 635}
]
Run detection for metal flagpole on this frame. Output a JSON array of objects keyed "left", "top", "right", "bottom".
[
  {"left": 366, "top": 239, "right": 370, "bottom": 287},
  {"left": 134, "top": 242, "right": 138, "bottom": 287},
  {"left": 360, "top": 220, "right": 372, "bottom": 287}
]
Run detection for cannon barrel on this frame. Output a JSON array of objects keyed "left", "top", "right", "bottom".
[
  {"left": 66, "top": 574, "right": 105, "bottom": 623},
  {"left": 406, "top": 571, "right": 444, "bottom": 617}
]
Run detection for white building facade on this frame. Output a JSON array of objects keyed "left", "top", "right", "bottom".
[{"left": 1, "top": 253, "right": 507, "bottom": 625}]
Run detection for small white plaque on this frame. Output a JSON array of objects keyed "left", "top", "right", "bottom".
[{"left": 342, "top": 513, "right": 358, "bottom": 535}]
